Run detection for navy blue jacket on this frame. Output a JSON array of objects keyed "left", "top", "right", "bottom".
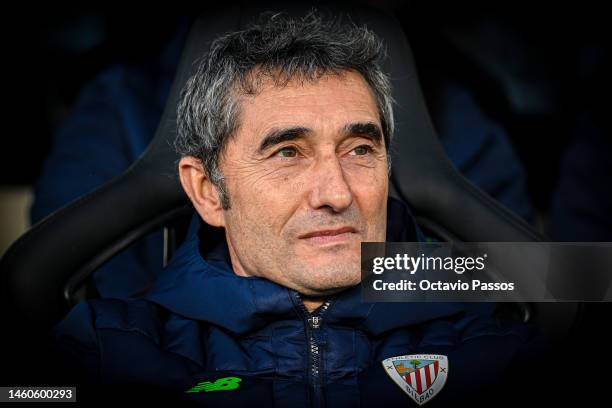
[{"left": 50, "top": 198, "right": 538, "bottom": 407}]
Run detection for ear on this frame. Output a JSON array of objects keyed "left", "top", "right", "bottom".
[{"left": 178, "top": 156, "right": 225, "bottom": 227}]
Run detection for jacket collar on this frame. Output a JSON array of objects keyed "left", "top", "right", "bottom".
[{"left": 144, "top": 197, "right": 490, "bottom": 335}]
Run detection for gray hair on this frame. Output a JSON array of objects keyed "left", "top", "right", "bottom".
[{"left": 175, "top": 9, "right": 394, "bottom": 209}]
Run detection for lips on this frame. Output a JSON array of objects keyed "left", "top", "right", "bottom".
[{"left": 298, "top": 226, "right": 357, "bottom": 244}]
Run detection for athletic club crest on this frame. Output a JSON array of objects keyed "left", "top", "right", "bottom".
[{"left": 381, "top": 354, "right": 448, "bottom": 406}]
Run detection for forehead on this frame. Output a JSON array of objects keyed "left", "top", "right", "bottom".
[{"left": 236, "top": 70, "right": 381, "bottom": 141}]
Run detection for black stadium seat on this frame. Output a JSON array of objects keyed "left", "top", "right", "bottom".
[{"left": 0, "top": 2, "right": 579, "bottom": 339}]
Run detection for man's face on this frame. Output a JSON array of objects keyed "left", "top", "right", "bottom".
[{"left": 219, "top": 70, "right": 388, "bottom": 296}]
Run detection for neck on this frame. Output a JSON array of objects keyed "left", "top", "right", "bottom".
[{"left": 301, "top": 295, "right": 326, "bottom": 313}]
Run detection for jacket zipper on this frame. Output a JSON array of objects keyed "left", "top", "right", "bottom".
[{"left": 294, "top": 292, "right": 332, "bottom": 408}]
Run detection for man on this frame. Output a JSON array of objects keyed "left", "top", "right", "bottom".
[{"left": 50, "top": 11, "right": 539, "bottom": 407}]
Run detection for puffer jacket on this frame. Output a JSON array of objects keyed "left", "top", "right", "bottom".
[{"left": 50, "top": 197, "right": 539, "bottom": 407}]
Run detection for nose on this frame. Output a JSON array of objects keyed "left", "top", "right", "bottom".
[{"left": 307, "top": 153, "right": 353, "bottom": 212}]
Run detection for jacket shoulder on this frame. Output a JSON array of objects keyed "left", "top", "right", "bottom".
[
  {"left": 52, "top": 298, "right": 166, "bottom": 349},
  {"left": 89, "top": 298, "right": 163, "bottom": 339}
]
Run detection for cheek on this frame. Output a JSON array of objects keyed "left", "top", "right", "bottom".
[
  {"left": 348, "top": 170, "right": 388, "bottom": 233},
  {"left": 233, "top": 161, "right": 306, "bottom": 198},
  {"left": 229, "top": 172, "right": 301, "bottom": 233},
  {"left": 347, "top": 166, "right": 388, "bottom": 201}
]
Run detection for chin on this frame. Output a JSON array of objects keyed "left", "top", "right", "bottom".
[
  {"left": 299, "top": 270, "right": 361, "bottom": 295},
  {"left": 287, "top": 253, "right": 361, "bottom": 293}
]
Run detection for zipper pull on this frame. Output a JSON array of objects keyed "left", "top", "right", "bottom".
[{"left": 308, "top": 316, "right": 322, "bottom": 329}]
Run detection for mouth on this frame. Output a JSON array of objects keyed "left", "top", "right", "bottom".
[{"left": 298, "top": 226, "right": 357, "bottom": 245}]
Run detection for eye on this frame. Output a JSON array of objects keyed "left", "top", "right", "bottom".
[
  {"left": 275, "top": 146, "right": 298, "bottom": 158},
  {"left": 350, "top": 144, "right": 374, "bottom": 156}
]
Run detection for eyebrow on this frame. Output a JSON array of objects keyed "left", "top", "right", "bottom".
[
  {"left": 258, "top": 126, "right": 311, "bottom": 154},
  {"left": 257, "top": 121, "right": 384, "bottom": 154},
  {"left": 341, "top": 122, "right": 384, "bottom": 146}
]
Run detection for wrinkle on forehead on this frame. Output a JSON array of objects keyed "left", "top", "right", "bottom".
[{"left": 243, "top": 71, "right": 379, "bottom": 131}]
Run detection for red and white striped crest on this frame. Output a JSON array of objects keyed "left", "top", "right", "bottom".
[{"left": 382, "top": 354, "right": 448, "bottom": 406}]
